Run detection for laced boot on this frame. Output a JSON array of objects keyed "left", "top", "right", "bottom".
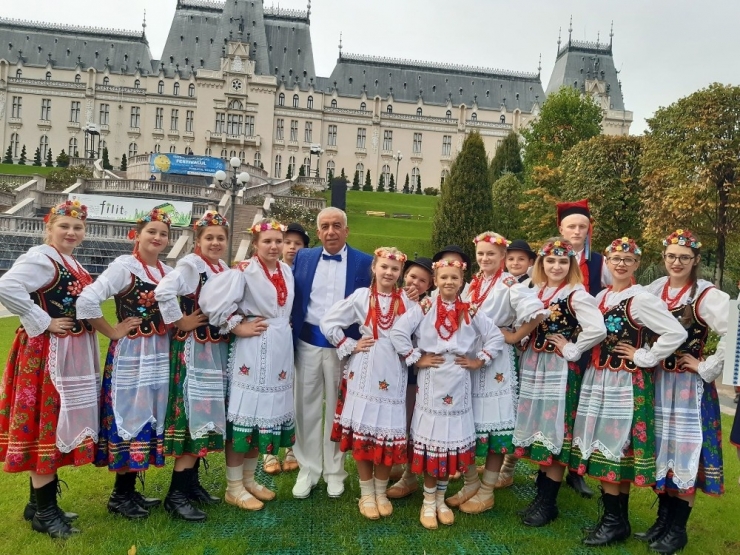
[
  {"left": 31, "top": 479, "right": 80, "bottom": 539},
  {"left": 164, "top": 469, "right": 207, "bottom": 522},
  {"left": 583, "top": 491, "right": 630, "bottom": 546},
  {"left": 107, "top": 472, "right": 149, "bottom": 519},
  {"left": 565, "top": 470, "right": 594, "bottom": 498},
  {"left": 522, "top": 475, "right": 560, "bottom": 527},
  {"left": 619, "top": 491, "right": 631, "bottom": 537},
  {"left": 130, "top": 472, "right": 161, "bottom": 510},
  {"left": 517, "top": 470, "right": 544, "bottom": 517},
  {"left": 187, "top": 457, "right": 221, "bottom": 505},
  {"left": 635, "top": 494, "right": 673, "bottom": 542},
  {"left": 24, "top": 475, "right": 79, "bottom": 523},
  {"left": 649, "top": 498, "right": 691, "bottom": 554}
]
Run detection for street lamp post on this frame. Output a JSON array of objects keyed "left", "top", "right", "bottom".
[
  {"left": 310, "top": 144, "right": 324, "bottom": 181},
  {"left": 214, "top": 156, "right": 250, "bottom": 265},
  {"left": 393, "top": 150, "right": 403, "bottom": 193}
]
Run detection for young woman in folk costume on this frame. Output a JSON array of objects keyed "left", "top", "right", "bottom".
[
  {"left": 390, "top": 256, "right": 505, "bottom": 530},
  {"left": 640, "top": 229, "right": 728, "bottom": 554},
  {"left": 319, "top": 247, "right": 411, "bottom": 520},
  {"left": 570, "top": 237, "right": 687, "bottom": 547},
  {"left": 76, "top": 208, "right": 173, "bottom": 520},
  {"left": 152, "top": 211, "right": 231, "bottom": 521},
  {"left": 509, "top": 238, "right": 606, "bottom": 527},
  {"left": 445, "top": 232, "right": 544, "bottom": 515},
  {"left": 199, "top": 219, "right": 294, "bottom": 511},
  {"left": 0, "top": 201, "right": 108, "bottom": 538}
]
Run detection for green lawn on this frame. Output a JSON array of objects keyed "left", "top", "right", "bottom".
[
  {"left": 0, "top": 164, "right": 56, "bottom": 177},
  {"left": 0, "top": 303, "right": 739, "bottom": 554}
]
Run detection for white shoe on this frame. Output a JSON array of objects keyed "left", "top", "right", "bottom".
[
  {"left": 326, "top": 479, "right": 345, "bottom": 498},
  {"left": 292, "top": 476, "right": 316, "bottom": 499}
]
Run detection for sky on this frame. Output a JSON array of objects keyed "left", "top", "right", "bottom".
[{"left": 3, "top": 0, "right": 739, "bottom": 134}]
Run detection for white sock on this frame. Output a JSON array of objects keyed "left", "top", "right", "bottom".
[
  {"left": 359, "top": 479, "right": 375, "bottom": 497},
  {"left": 374, "top": 478, "right": 389, "bottom": 501},
  {"left": 226, "top": 464, "right": 245, "bottom": 495},
  {"left": 242, "top": 457, "right": 258, "bottom": 486},
  {"left": 423, "top": 485, "right": 436, "bottom": 506},
  {"left": 436, "top": 480, "right": 449, "bottom": 507}
]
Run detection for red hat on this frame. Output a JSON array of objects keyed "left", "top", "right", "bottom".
[{"left": 556, "top": 199, "right": 591, "bottom": 225}]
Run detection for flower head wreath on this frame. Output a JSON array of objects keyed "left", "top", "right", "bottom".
[
  {"left": 44, "top": 199, "right": 88, "bottom": 223},
  {"left": 374, "top": 247, "right": 407, "bottom": 264},
  {"left": 538, "top": 239, "right": 576, "bottom": 258},
  {"left": 663, "top": 229, "right": 701, "bottom": 250},
  {"left": 194, "top": 210, "right": 229, "bottom": 230},
  {"left": 127, "top": 208, "right": 172, "bottom": 240},
  {"left": 473, "top": 231, "right": 509, "bottom": 247},
  {"left": 249, "top": 220, "right": 287, "bottom": 235},
  {"left": 605, "top": 236, "right": 642, "bottom": 256},
  {"left": 432, "top": 259, "right": 467, "bottom": 271}
]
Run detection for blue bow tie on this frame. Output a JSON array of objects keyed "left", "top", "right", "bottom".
[{"left": 322, "top": 253, "right": 342, "bottom": 262}]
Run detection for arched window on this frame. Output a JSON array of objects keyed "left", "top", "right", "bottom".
[
  {"left": 158, "top": 80, "right": 164, "bottom": 94},
  {"left": 128, "top": 142, "right": 138, "bottom": 158},
  {"left": 254, "top": 151, "right": 261, "bottom": 168},
  {"left": 416, "top": 107, "right": 422, "bottom": 116},
  {"left": 330, "top": 99, "right": 337, "bottom": 108},
  {"left": 471, "top": 112, "right": 478, "bottom": 121},
  {"left": 440, "top": 169, "right": 450, "bottom": 185},
  {"left": 9, "top": 133, "right": 20, "bottom": 158},
  {"left": 103, "top": 76, "right": 109, "bottom": 85},
  {"left": 68, "top": 137, "right": 78, "bottom": 157},
  {"left": 134, "top": 79, "right": 140, "bottom": 89},
  {"left": 326, "top": 160, "right": 335, "bottom": 178},
  {"left": 411, "top": 167, "right": 420, "bottom": 189},
  {"left": 169, "top": 145, "right": 177, "bottom": 153},
  {"left": 173, "top": 82, "right": 180, "bottom": 96},
  {"left": 355, "top": 162, "right": 364, "bottom": 183},
  {"left": 154, "top": 143, "right": 161, "bottom": 154},
  {"left": 288, "top": 155, "right": 296, "bottom": 176},
  {"left": 229, "top": 150, "right": 237, "bottom": 159},
  {"left": 303, "top": 157, "right": 311, "bottom": 174},
  {"left": 274, "top": 154, "right": 282, "bottom": 177},
  {"left": 360, "top": 102, "right": 367, "bottom": 111},
  {"left": 307, "top": 96, "right": 313, "bottom": 109},
  {"left": 446, "top": 109, "right": 452, "bottom": 119},
  {"left": 238, "top": 150, "right": 245, "bottom": 163},
  {"left": 386, "top": 105, "right": 393, "bottom": 114},
  {"left": 15, "top": 69, "right": 22, "bottom": 78},
  {"left": 75, "top": 74, "right": 81, "bottom": 84},
  {"left": 220, "top": 149, "right": 228, "bottom": 160},
  {"left": 39, "top": 135, "right": 49, "bottom": 159},
  {"left": 45, "top": 71, "right": 52, "bottom": 81},
  {"left": 500, "top": 114, "right": 506, "bottom": 123},
  {"left": 292, "top": 94, "right": 299, "bottom": 108},
  {"left": 188, "top": 83, "right": 195, "bottom": 97},
  {"left": 278, "top": 93, "right": 285, "bottom": 106},
  {"left": 382, "top": 164, "right": 391, "bottom": 185},
  {"left": 228, "top": 99, "right": 243, "bottom": 110},
  {"left": 204, "top": 147, "right": 211, "bottom": 157}
]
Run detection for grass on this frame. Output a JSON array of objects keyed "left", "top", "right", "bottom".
[
  {"left": 1, "top": 312, "right": 740, "bottom": 554},
  {"left": 0, "top": 163, "right": 56, "bottom": 177}
]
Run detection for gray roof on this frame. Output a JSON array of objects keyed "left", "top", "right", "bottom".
[
  {"left": 0, "top": 17, "right": 152, "bottom": 75},
  {"left": 545, "top": 39, "right": 625, "bottom": 111},
  {"left": 264, "top": 16, "right": 316, "bottom": 88}
]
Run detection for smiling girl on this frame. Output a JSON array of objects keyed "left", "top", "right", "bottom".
[
  {"left": 77, "top": 208, "right": 173, "bottom": 520},
  {"left": 199, "top": 219, "right": 295, "bottom": 512}
]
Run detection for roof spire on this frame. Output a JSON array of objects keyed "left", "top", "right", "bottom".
[
  {"left": 609, "top": 20, "right": 614, "bottom": 48},
  {"left": 307, "top": 0, "right": 311, "bottom": 22},
  {"left": 596, "top": 31, "right": 600, "bottom": 48},
  {"left": 557, "top": 27, "right": 561, "bottom": 53},
  {"left": 338, "top": 31, "right": 343, "bottom": 58},
  {"left": 568, "top": 15, "right": 573, "bottom": 45},
  {"left": 538, "top": 53, "right": 542, "bottom": 77},
  {"left": 142, "top": 9, "right": 147, "bottom": 35}
]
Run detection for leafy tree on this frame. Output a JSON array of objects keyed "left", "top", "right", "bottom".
[
  {"left": 432, "top": 132, "right": 493, "bottom": 270},
  {"left": 560, "top": 135, "right": 644, "bottom": 253},
  {"left": 377, "top": 174, "right": 385, "bottom": 192},
  {"left": 640, "top": 83, "right": 740, "bottom": 286},
  {"left": 403, "top": 173, "right": 410, "bottom": 194},
  {"left": 286, "top": 164, "right": 293, "bottom": 180},
  {"left": 491, "top": 173, "right": 524, "bottom": 240},
  {"left": 415, "top": 174, "right": 422, "bottom": 195},
  {"left": 352, "top": 170, "right": 360, "bottom": 191},
  {"left": 18, "top": 145, "right": 27, "bottom": 165},
  {"left": 490, "top": 131, "right": 523, "bottom": 181},
  {"left": 45, "top": 149, "right": 54, "bottom": 167},
  {"left": 518, "top": 166, "right": 564, "bottom": 244},
  {"left": 102, "top": 147, "right": 112, "bottom": 170},
  {"left": 3, "top": 146, "right": 13, "bottom": 164},
  {"left": 56, "top": 149, "right": 70, "bottom": 168},
  {"left": 388, "top": 174, "right": 396, "bottom": 193},
  {"left": 120, "top": 153, "right": 128, "bottom": 171},
  {"left": 363, "top": 169, "right": 373, "bottom": 191},
  {"left": 424, "top": 187, "right": 439, "bottom": 196}
]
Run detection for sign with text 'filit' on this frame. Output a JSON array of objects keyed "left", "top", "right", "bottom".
[{"left": 68, "top": 194, "right": 193, "bottom": 226}]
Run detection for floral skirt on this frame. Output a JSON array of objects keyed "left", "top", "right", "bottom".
[
  {"left": 163, "top": 338, "right": 224, "bottom": 458},
  {"left": 95, "top": 341, "right": 165, "bottom": 471},
  {"left": 228, "top": 421, "right": 294, "bottom": 455},
  {"left": 475, "top": 431, "right": 514, "bottom": 457},
  {"left": 0, "top": 330, "right": 95, "bottom": 474},
  {"left": 409, "top": 442, "right": 475, "bottom": 478},
  {"left": 337, "top": 427, "right": 407, "bottom": 466}
]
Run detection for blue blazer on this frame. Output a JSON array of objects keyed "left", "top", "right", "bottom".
[{"left": 291, "top": 244, "right": 373, "bottom": 344}]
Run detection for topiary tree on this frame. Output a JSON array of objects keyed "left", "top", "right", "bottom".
[
  {"left": 424, "top": 187, "right": 439, "bottom": 196},
  {"left": 286, "top": 164, "right": 293, "bottom": 180},
  {"left": 102, "top": 147, "right": 112, "bottom": 170},
  {"left": 352, "top": 170, "right": 360, "bottom": 190},
  {"left": 33, "top": 147, "right": 42, "bottom": 167},
  {"left": 340, "top": 168, "right": 346, "bottom": 180},
  {"left": 3, "top": 146, "right": 13, "bottom": 164},
  {"left": 326, "top": 168, "right": 334, "bottom": 189},
  {"left": 377, "top": 174, "right": 385, "bottom": 192},
  {"left": 403, "top": 173, "right": 410, "bottom": 194},
  {"left": 388, "top": 174, "right": 396, "bottom": 193},
  {"left": 298, "top": 164, "right": 306, "bottom": 177},
  {"left": 120, "top": 153, "right": 128, "bottom": 171},
  {"left": 45, "top": 149, "right": 54, "bottom": 167},
  {"left": 56, "top": 149, "right": 70, "bottom": 168},
  {"left": 18, "top": 145, "right": 27, "bottom": 165},
  {"left": 415, "top": 174, "right": 422, "bottom": 194},
  {"left": 432, "top": 132, "right": 493, "bottom": 272},
  {"left": 363, "top": 169, "right": 373, "bottom": 191}
]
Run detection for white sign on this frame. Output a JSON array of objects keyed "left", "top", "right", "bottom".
[{"left": 68, "top": 193, "right": 193, "bottom": 227}]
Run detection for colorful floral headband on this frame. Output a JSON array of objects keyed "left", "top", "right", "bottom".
[
  {"left": 605, "top": 236, "right": 642, "bottom": 256},
  {"left": 473, "top": 231, "right": 509, "bottom": 247},
  {"left": 663, "top": 229, "right": 701, "bottom": 250},
  {"left": 137, "top": 208, "right": 172, "bottom": 226},
  {"left": 432, "top": 259, "right": 467, "bottom": 271},
  {"left": 538, "top": 239, "right": 576, "bottom": 258},
  {"left": 249, "top": 220, "right": 287, "bottom": 234},
  {"left": 374, "top": 248, "right": 407, "bottom": 264},
  {"left": 45, "top": 199, "right": 88, "bottom": 223},
  {"left": 195, "top": 210, "right": 229, "bottom": 229}
]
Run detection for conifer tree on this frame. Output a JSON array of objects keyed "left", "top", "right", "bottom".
[
  {"left": 120, "top": 153, "right": 128, "bottom": 171},
  {"left": 352, "top": 170, "right": 360, "bottom": 190},
  {"left": 403, "top": 173, "right": 410, "bottom": 194},
  {"left": 388, "top": 174, "right": 396, "bottom": 193},
  {"left": 286, "top": 164, "right": 293, "bottom": 180},
  {"left": 489, "top": 131, "right": 523, "bottom": 181},
  {"left": 340, "top": 168, "right": 346, "bottom": 180},
  {"left": 102, "top": 147, "right": 112, "bottom": 170},
  {"left": 33, "top": 147, "right": 42, "bottom": 167},
  {"left": 363, "top": 169, "right": 373, "bottom": 191},
  {"left": 45, "top": 149, "right": 54, "bottom": 167},
  {"left": 298, "top": 164, "right": 306, "bottom": 177},
  {"left": 56, "top": 149, "right": 70, "bottom": 168},
  {"left": 3, "top": 146, "right": 13, "bottom": 164},
  {"left": 377, "top": 174, "right": 385, "bottom": 192},
  {"left": 415, "top": 174, "right": 422, "bottom": 194},
  {"left": 18, "top": 145, "right": 27, "bottom": 165}
]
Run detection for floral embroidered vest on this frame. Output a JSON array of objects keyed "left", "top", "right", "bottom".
[
  {"left": 174, "top": 271, "right": 225, "bottom": 343},
  {"left": 31, "top": 257, "right": 93, "bottom": 336},
  {"left": 594, "top": 297, "right": 648, "bottom": 372},
  {"left": 660, "top": 288, "right": 711, "bottom": 373},
  {"left": 114, "top": 275, "right": 166, "bottom": 338},
  {"left": 532, "top": 294, "right": 581, "bottom": 353}
]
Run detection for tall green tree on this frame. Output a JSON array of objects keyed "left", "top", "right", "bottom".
[
  {"left": 340, "top": 168, "right": 346, "bottom": 180},
  {"left": 33, "top": 147, "right": 42, "bottom": 167},
  {"left": 415, "top": 174, "right": 422, "bottom": 195},
  {"left": 403, "top": 173, "right": 410, "bottom": 194},
  {"left": 489, "top": 131, "right": 523, "bottom": 181},
  {"left": 377, "top": 174, "right": 385, "bottom": 192},
  {"left": 286, "top": 164, "right": 293, "bottom": 180},
  {"left": 18, "top": 145, "right": 27, "bottom": 165},
  {"left": 352, "top": 170, "right": 360, "bottom": 190},
  {"left": 388, "top": 174, "right": 396, "bottom": 193},
  {"left": 432, "top": 132, "right": 493, "bottom": 268},
  {"left": 363, "top": 169, "right": 373, "bottom": 191},
  {"left": 3, "top": 146, "right": 13, "bottom": 164},
  {"left": 120, "top": 153, "right": 128, "bottom": 171},
  {"left": 45, "top": 149, "right": 54, "bottom": 167},
  {"left": 640, "top": 83, "right": 740, "bottom": 286},
  {"left": 102, "top": 147, "right": 112, "bottom": 170},
  {"left": 491, "top": 172, "right": 524, "bottom": 239}
]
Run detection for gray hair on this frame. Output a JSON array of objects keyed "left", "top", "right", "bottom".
[{"left": 316, "top": 207, "right": 347, "bottom": 229}]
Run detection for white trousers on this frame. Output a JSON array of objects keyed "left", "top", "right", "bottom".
[{"left": 293, "top": 340, "right": 347, "bottom": 485}]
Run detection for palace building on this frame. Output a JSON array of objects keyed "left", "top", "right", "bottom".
[{"left": 0, "top": 1, "right": 632, "bottom": 188}]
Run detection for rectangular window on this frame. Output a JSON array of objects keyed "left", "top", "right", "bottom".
[
  {"left": 356, "top": 128, "right": 366, "bottom": 149},
  {"left": 442, "top": 135, "right": 452, "bottom": 156},
  {"left": 70, "top": 101, "right": 81, "bottom": 123},
  {"left": 328, "top": 125, "right": 337, "bottom": 146},
  {"left": 99, "top": 103, "right": 109, "bottom": 125},
  {"left": 227, "top": 114, "right": 242, "bottom": 136},
  {"left": 304, "top": 121, "right": 312, "bottom": 143},
  {"left": 413, "top": 133, "right": 422, "bottom": 153},
  {"left": 276, "top": 118, "right": 284, "bottom": 140},
  {"left": 246, "top": 116, "right": 255, "bottom": 137},
  {"left": 215, "top": 112, "right": 225, "bottom": 134},
  {"left": 155, "top": 108, "right": 163, "bottom": 129},
  {"left": 11, "top": 96, "right": 22, "bottom": 118},
  {"left": 186, "top": 110, "right": 194, "bottom": 132},
  {"left": 290, "top": 120, "right": 298, "bottom": 142},
  {"left": 130, "top": 106, "right": 140, "bottom": 128},
  {"left": 170, "top": 109, "right": 179, "bottom": 131},
  {"left": 40, "top": 98, "right": 51, "bottom": 120},
  {"left": 383, "top": 130, "right": 393, "bottom": 151}
]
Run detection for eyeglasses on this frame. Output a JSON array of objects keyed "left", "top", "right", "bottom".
[
  {"left": 607, "top": 257, "right": 637, "bottom": 267},
  {"left": 663, "top": 253, "right": 695, "bottom": 265}
]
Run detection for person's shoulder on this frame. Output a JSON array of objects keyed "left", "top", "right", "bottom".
[
  {"left": 294, "top": 246, "right": 321, "bottom": 264},
  {"left": 347, "top": 244, "right": 373, "bottom": 263}
]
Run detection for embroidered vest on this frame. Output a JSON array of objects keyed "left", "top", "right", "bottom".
[
  {"left": 174, "top": 271, "right": 225, "bottom": 343},
  {"left": 31, "top": 257, "right": 93, "bottom": 336},
  {"left": 660, "top": 288, "right": 711, "bottom": 373},
  {"left": 114, "top": 275, "right": 166, "bottom": 338},
  {"left": 593, "top": 297, "right": 648, "bottom": 372},
  {"left": 532, "top": 293, "right": 581, "bottom": 353}
]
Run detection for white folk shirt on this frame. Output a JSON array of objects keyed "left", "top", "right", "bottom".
[{"left": 305, "top": 245, "right": 348, "bottom": 326}]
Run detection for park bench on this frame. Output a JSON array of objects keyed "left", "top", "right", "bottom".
[{"left": 366, "top": 211, "right": 386, "bottom": 217}]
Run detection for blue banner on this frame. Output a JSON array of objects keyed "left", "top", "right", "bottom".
[{"left": 149, "top": 153, "right": 228, "bottom": 177}]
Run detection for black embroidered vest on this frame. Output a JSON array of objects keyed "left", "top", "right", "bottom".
[
  {"left": 532, "top": 293, "right": 581, "bottom": 353},
  {"left": 594, "top": 297, "right": 648, "bottom": 372},
  {"left": 115, "top": 275, "right": 166, "bottom": 338},
  {"left": 173, "top": 271, "right": 225, "bottom": 343},
  {"left": 31, "top": 257, "right": 93, "bottom": 335},
  {"left": 660, "top": 288, "right": 711, "bottom": 372}
]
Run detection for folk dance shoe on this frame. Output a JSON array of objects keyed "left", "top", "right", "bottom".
[
  {"left": 436, "top": 492, "right": 454, "bottom": 526},
  {"left": 358, "top": 479, "right": 380, "bottom": 520},
  {"left": 634, "top": 494, "right": 673, "bottom": 542},
  {"left": 386, "top": 467, "right": 419, "bottom": 499},
  {"left": 494, "top": 455, "right": 517, "bottom": 489},
  {"left": 649, "top": 498, "right": 692, "bottom": 554},
  {"left": 107, "top": 472, "right": 150, "bottom": 520},
  {"left": 243, "top": 458, "right": 276, "bottom": 502},
  {"left": 225, "top": 465, "right": 264, "bottom": 511},
  {"left": 31, "top": 480, "right": 80, "bottom": 539},
  {"left": 187, "top": 459, "right": 221, "bottom": 505},
  {"left": 164, "top": 469, "right": 207, "bottom": 522},
  {"left": 582, "top": 491, "right": 630, "bottom": 546},
  {"left": 565, "top": 470, "right": 594, "bottom": 498},
  {"left": 445, "top": 466, "right": 480, "bottom": 508},
  {"left": 292, "top": 473, "right": 317, "bottom": 499},
  {"left": 389, "top": 464, "right": 405, "bottom": 481},
  {"left": 374, "top": 477, "right": 393, "bottom": 517},
  {"left": 517, "top": 470, "right": 545, "bottom": 517},
  {"left": 326, "top": 478, "right": 345, "bottom": 498},
  {"left": 24, "top": 476, "right": 79, "bottom": 524},
  {"left": 420, "top": 488, "right": 438, "bottom": 530},
  {"left": 282, "top": 448, "right": 299, "bottom": 472},
  {"left": 459, "top": 478, "right": 496, "bottom": 514},
  {"left": 522, "top": 475, "right": 560, "bottom": 527},
  {"left": 263, "top": 454, "right": 282, "bottom": 475}
]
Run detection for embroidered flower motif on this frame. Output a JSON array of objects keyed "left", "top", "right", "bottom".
[
  {"left": 442, "top": 394, "right": 453, "bottom": 405},
  {"left": 278, "top": 370, "right": 287, "bottom": 381},
  {"left": 239, "top": 365, "right": 249, "bottom": 376},
  {"left": 67, "top": 280, "right": 83, "bottom": 296},
  {"left": 62, "top": 296, "right": 74, "bottom": 307},
  {"left": 606, "top": 470, "right": 617, "bottom": 482},
  {"left": 138, "top": 290, "right": 156, "bottom": 308},
  {"left": 605, "top": 315, "right": 624, "bottom": 333},
  {"left": 348, "top": 371, "right": 355, "bottom": 380},
  {"left": 378, "top": 380, "right": 389, "bottom": 391},
  {"left": 495, "top": 373, "right": 504, "bottom": 383}
]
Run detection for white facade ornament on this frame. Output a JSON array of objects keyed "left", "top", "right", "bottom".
[
  {"left": 371, "top": 129, "right": 379, "bottom": 152},
  {"left": 232, "top": 56, "right": 244, "bottom": 73}
]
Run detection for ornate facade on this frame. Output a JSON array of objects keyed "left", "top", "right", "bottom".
[{"left": 0, "top": 2, "right": 632, "bottom": 188}]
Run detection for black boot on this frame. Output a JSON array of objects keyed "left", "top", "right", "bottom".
[
  {"left": 522, "top": 475, "right": 560, "bottom": 527},
  {"left": 107, "top": 472, "right": 149, "bottom": 519},
  {"left": 130, "top": 471, "right": 162, "bottom": 510},
  {"left": 566, "top": 469, "right": 594, "bottom": 498},
  {"left": 164, "top": 469, "right": 207, "bottom": 522},
  {"left": 649, "top": 498, "right": 691, "bottom": 554},
  {"left": 583, "top": 491, "right": 630, "bottom": 546},
  {"left": 187, "top": 458, "right": 221, "bottom": 505},
  {"left": 517, "top": 470, "right": 544, "bottom": 517},
  {"left": 635, "top": 494, "right": 673, "bottom": 542},
  {"left": 24, "top": 476, "right": 79, "bottom": 523},
  {"left": 31, "top": 480, "right": 80, "bottom": 539},
  {"left": 619, "top": 492, "right": 631, "bottom": 537}
]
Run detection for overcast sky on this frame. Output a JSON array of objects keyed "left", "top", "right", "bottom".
[{"left": 4, "top": 0, "right": 739, "bottom": 134}]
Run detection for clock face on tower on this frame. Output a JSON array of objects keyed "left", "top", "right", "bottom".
[{"left": 231, "top": 79, "right": 243, "bottom": 92}]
